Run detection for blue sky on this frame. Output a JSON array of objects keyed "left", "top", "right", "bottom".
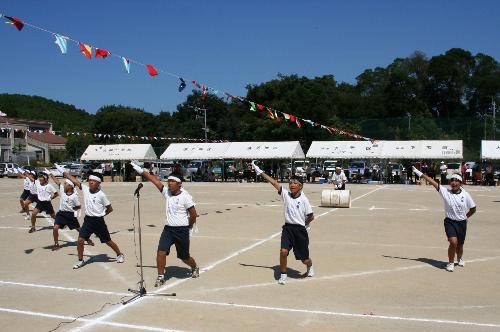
[{"left": 1, "top": 1, "right": 499, "bottom": 115}]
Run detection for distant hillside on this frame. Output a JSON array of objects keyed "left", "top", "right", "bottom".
[{"left": 0, "top": 94, "right": 94, "bottom": 132}]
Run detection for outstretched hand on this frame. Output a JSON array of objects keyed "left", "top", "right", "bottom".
[
  {"left": 251, "top": 160, "right": 264, "bottom": 175},
  {"left": 54, "top": 164, "right": 66, "bottom": 175},
  {"left": 412, "top": 166, "right": 423, "bottom": 177},
  {"left": 130, "top": 161, "right": 144, "bottom": 175}
]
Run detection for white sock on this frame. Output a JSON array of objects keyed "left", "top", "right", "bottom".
[{"left": 280, "top": 273, "right": 287, "bottom": 279}]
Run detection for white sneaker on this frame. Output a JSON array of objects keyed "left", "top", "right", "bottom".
[
  {"left": 116, "top": 254, "right": 125, "bottom": 263},
  {"left": 73, "top": 260, "right": 86, "bottom": 269},
  {"left": 191, "top": 266, "right": 200, "bottom": 278},
  {"left": 154, "top": 275, "right": 165, "bottom": 287},
  {"left": 307, "top": 265, "right": 315, "bottom": 277},
  {"left": 445, "top": 262, "right": 454, "bottom": 272},
  {"left": 278, "top": 274, "right": 287, "bottom": 285},
  {"left": 458, "top": 258, "right": 465, "bottom": 267},
  {"left": 24, "top": 215, "right": 30, "bottom": 220}
]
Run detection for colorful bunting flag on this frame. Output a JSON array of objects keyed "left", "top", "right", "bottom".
[
  {"left": 95, "top": 48, "right": 110, "bottom": 58},
  {"left": 295, "top": 118, "right": 302, "bottom": 128},
  {"left": 178, "top": 78, "right": 186, "bottom": 92},
  {"left": 122, "top": 57, "right": 130, "bottom": 73},
  {"left": 146, "top": 64, "right": 158, "bottom": 76},
  {"left": 4, "top": 16, "right": 24, "bottom": 31},
  {"left": 79, "top": 42, "right": 92, "bottom": 59},
  {"left": 54, "top": 34, "right": 68, "bottom": 54},
  {"left": 0, "top": 111, "right": 7, "bottom": 117},
  {"left": 249, "top": 101, "right": 257, "bottom": 112}
]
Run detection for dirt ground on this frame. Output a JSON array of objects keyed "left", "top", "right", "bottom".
[{"left": 0, "top": 178, "right": 499, "bottom": 331}]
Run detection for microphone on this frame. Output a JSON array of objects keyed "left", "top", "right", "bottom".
[{"left": 134, "top": 183, "right": 143, "bottom": 196}]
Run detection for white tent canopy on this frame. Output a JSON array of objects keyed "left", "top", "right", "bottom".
[
  {"left": 223, "top": 141, "right": 305, "bottom": 160},
  {"left": 307, "top": 140, "right": 463, "bottom": 159},
  {"left": 481, "top": 140, "right": 500, "bottom": 159},
  {"left": 160, "top": 141, "right": 305, "bottom": 160},
  {"left": 160, "top": 143, "right": 231, "bottom": 160},
  {"left": 80, "top": 144, "right": 157, "bottom": 161}
]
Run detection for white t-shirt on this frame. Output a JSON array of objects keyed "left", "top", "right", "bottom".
[
  {"left": 81, "top": 184, "right": 110, "bottom": 217},
  {"left": 29, "top": 179, "right": 38, "bottom": 195},
  {"left": 59, "top": 184, "right": 80, "bottom": 212},
  {"left": 331, "top": 171, "right": 347, "bottom": 185},
  {"left": 161, "top": 187, "right": 195, "bottom": 227},
  {"left": 279, "top": 188, "right": 313, "bottom": 226},
  {"left": 36, "top": 182, "right": 56, "bottom": 202},
  {"left": 438, "top": 185, "right": 475, "bottom": 221},
  {"left": 23, "top": 178, "right": 31, "bottom": 190}
]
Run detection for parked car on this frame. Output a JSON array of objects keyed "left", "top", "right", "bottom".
[
  {"left": 446, "top": 162, "right": 461, "bottom": 179},
  {"left": 157, "top": 161, "right": 176, "bottom": 180},
  {"left": 347, "top": 160, "right": 367, "bottom": 182},
  {"left": 1, "top": 162, "right": 21, "bottom": 178},
  {"left": 293, "top": 160, "right": 309, "bottom": 179},
  {"left": 186, "top": 160, "right": 209, "bottom": 178}
]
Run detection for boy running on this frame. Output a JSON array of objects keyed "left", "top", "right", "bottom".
[
  {"left": 130, "top": 161, "right": 200, "bottom": 287},
  {"left": 17, "top": 168, "right": 31, "bottom": 213},
  {"left": 29, "top": 172, "right": 58, "bottom": 233},
  {"left": 55, "top": 165, "right": 124, "bottom": 269},
  {"left": 412, "top": 167, "right": 476, "bottom": 272},
  {"left": 22, "top": 170, "right": 38, "bottom": 220},
  {"left": 252, "top": 161, "right": 315, "bottom": 285}
]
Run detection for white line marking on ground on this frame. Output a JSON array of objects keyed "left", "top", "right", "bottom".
[
  {"left": 0, "top": 307, "right": 183, "bottom": 331},
  {"left": 0, "top": 280, "right": 129, "bottom": 296},
  {"left": 76, "top": 186, "right": 387, "bottom": 331},
  {"left": 194, "top": 256, "right": 500, "bottom": 293},
  {"left": 158, "top": 298, "right": 500, "bottom": 328}
]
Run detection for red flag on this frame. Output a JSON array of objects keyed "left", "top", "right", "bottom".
[
  {"left": 79, "top": 43, "right": 92, "bottom": 59},
  {"left": 5, "top": 16, "right": 24, "bottom": 31},
  {"left": 256, "top": 104, "right": 265, "bottom": 111},
  {"left": 289, "top": 115, "right": 296, "bottom": 122},
  {"left": 146, "top": 65, "right": 158, "bottom": 76},
  {"left": 295, "top": 118, "right": 302, "bottom": 128},
  {"left": 95, "top": 48, "right": 110, "bottom": 58}
]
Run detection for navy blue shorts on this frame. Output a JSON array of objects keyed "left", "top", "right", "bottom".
[
  {"left": 281, "top": 223, "right": 310, "bottom": 260},
  {"left": 26, "top": 194, "right": 38, "bottom": 203},
  {"left": 20, "top": 189, "right": 30, "bottom": 200},
  {"left": 54, "top": 211, "right": 80, "bottom": 230},
  {"left": 444, "top": 218, "right": 467, "bottom": 245},
  {"left": 35, "top": 200, "right": 55, "bottom": 215},
  {"left": 79, "top": 216, "right": 111, "bottom": 243},
  {"left": 157, "top": 226, "right": 190, "bottom": 260}
]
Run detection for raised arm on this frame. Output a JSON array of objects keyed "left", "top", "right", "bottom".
[
  {"left": 130, "top": 161, "right": 164, "bottom": 192},
  {"left": 46, "top": 168, "right": 61, "bottom": 186},
  {"left": 56, "top": 164, "right": 82, "bottom": 189},
  {"left": 252, "top": 161, "right": 281, "bottom": 191},
  {"left": 413, "top": 166, "right": 439, "bottom": 190}
]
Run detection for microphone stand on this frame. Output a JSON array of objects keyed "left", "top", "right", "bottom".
[{"left": 123, "top": 182, "right": 176, "bottom": 305}]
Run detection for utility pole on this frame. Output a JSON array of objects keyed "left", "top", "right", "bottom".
[
  {"left": 492, "top": 98, "right": 496, "bottom": 140},
  {"left": 187, "top": 105, "right": 208, "bottom": 142},
  {"left": 406, "top": 112, "right": 411, "bottom": 137}
]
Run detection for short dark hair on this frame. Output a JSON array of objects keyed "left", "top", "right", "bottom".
[
  {"left": 289, "top": 175, "right": 304, "bottom": 184},
  {"left": 38, "top": 172, "right": 49, "bottom": 179}
]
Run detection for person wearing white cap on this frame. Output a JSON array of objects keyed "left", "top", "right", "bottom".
[
  {"left": 412, "top": 167, "right": 476, "bottom": 272},
  {"left": 46, "top": 170, "right": 94, "bottom": 251},
  {"left": 329, "top": 167, "right": 348, "bottom": 190},
  {"left": 55, "top": 165, "right": 125, "bottom": 269},
  {"left": 130, "top": 161, "right": 200, "bottom": 287},
  {"left": 29, "top": 171, "right": 58, "bottom": 233}
]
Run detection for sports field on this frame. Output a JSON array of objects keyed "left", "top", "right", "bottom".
[{"left": 0, "top": 178, "right": 499, "bottom": 331}]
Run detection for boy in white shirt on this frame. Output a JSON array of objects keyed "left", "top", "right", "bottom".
[
  {"left": 252, "top": 161, "right": 315, "bottom": 285},
  {"left": 29, "top": 172, "right": 58, "bottom": 233},
  {"left": 131, "top": 162, "right": 200, "bottom": 287},
  {"left": 57, "top": 165, "right": 125, "bottom": 269},
  {"left": 330, "top": 167, "right": 348, "bottom": 190},
  {"left": 17, "top": 168, "right": 31, "bottom": 213},
  {"left": 47, "top": 171, "right": 94, "bottom": 251},
  {"left": 22, "top": 171, "right": 38, "bottom": 220},
  {"left": 413, "top": 167, "right": 476, "bottom": 272}
]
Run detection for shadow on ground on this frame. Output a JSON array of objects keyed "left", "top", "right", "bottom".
[
  {"left": 382, "top": 255, "right": 446, "bottom": 270},
  {"left": 239, "top": 263, "right": 305, "bottom": 279}
]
